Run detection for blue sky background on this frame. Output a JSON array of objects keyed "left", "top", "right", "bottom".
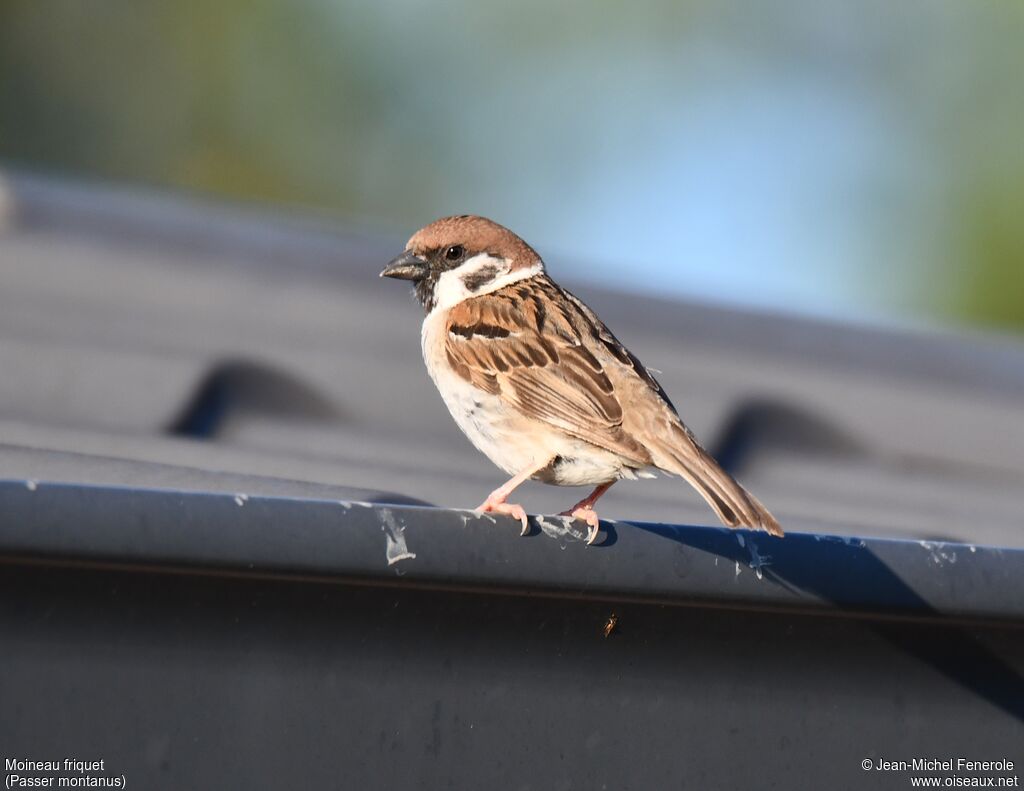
[{"left": 2, "top": 0, "right": 1021, "bottom": 330}]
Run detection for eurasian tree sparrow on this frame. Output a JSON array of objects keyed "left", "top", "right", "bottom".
[{"left": 381, "top": 215, "right": 782, "bottom": 544}]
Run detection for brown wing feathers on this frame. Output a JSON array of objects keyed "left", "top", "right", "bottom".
[
  {"left": 445, "top": 278, "right": 646, "bottom": 463},
  {"left": 445, "top": 275, "right": 783, "bottom": 536}
]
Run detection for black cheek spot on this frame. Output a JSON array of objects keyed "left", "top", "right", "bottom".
[{"left": 461, "top": 264, "right": 500, "bottom": 292}]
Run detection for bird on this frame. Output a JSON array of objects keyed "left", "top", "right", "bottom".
[{"left": 380, "top": 215, "right": 783, "bottom": 545}]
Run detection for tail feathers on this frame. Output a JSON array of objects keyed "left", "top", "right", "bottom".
[{"left": 654, "top": 428, "right": 784, "bottom": 537}]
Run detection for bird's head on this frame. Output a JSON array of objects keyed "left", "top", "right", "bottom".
[{"left": 380, "top": 215, "right": 544, "bottom": 313}]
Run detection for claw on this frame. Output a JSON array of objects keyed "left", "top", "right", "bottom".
[
  {"left": 558, "top": 481, "right": 613, "bottom": 545},
  {"left": 560, "top": 506, "right": 602, "bottom": 545},
  {"left": 477, "top": 498, "right": 529, "bottom": 536}
]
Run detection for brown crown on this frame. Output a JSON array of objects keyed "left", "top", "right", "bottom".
[{"left": 406, "top": 215, "right": 543, "bottom": 271}]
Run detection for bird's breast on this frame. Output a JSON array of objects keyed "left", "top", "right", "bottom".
[
  {"left": 419, "top": 309, "right": 637, "bottom": 485},
  {"left": 421, "top": 310, "right": 528, "bottom": 474}
]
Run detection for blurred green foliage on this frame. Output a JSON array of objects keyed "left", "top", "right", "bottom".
[{"left": 1, "top": 1, "right": 1021, "bottom": 332}]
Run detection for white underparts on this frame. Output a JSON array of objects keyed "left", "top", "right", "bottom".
[
  {"left": 431, "top": 254, "right": 543, "bottom": 312},
  {"left": 421, "top": 254, "right": 646, "bottom": 486}
]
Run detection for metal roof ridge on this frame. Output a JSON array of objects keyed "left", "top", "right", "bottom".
[{"left": 2, "top": 480, "right": 1020, "bottom": 625}]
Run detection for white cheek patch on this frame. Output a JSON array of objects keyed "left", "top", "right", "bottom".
[
  {"left": 432, "top": 253, "right": 543, "bottom": 311},
  {"left": 433, "top": 253, "right": 507, "bottom": 310}
]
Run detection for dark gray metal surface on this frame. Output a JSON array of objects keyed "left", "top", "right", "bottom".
[
  {"left": 1, "top": 170, "right": 1023, "bottom": 789},
  {"left": 1, "top": 480, "right": 1022, "bottom": 622},
  {"left": 1, "top": 481, "right": 1022, "bottom": 790},
  {"left": 2, "top": 169, "right": 1024, "bottom": 546}
]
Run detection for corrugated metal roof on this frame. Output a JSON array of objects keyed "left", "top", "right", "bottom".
[
  {"left": 1, "top": 169, "right": 1023, "bottom": 547},
  {"left": 3, "top": 170, "right": 1023, "bottom": 788}
]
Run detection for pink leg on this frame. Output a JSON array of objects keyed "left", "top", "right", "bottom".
[
  {"left": 476, "top": 460, "right": 550, "bottom": 536},
  {"left": 560, "top": 481, "right": 615, "bottom": 545}
]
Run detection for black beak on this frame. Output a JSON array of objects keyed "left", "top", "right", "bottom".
[{"left": 380, "top": 250, "right": 429, "bottom": 281}]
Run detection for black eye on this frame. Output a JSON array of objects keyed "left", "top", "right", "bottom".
[{"left": 445, "top": 245, "right": 464, "bottom": 262}]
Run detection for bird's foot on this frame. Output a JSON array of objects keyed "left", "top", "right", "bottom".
[
  {"left": 560, "top": 505, "right": 601, "bottom": 545},
  {"left": 476, "top": 497, "right": 529, "bottom": 536}
]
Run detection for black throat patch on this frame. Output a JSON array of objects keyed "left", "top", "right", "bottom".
[{"left": 414, "top": 272, "right": 440, "bottom": 313}]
